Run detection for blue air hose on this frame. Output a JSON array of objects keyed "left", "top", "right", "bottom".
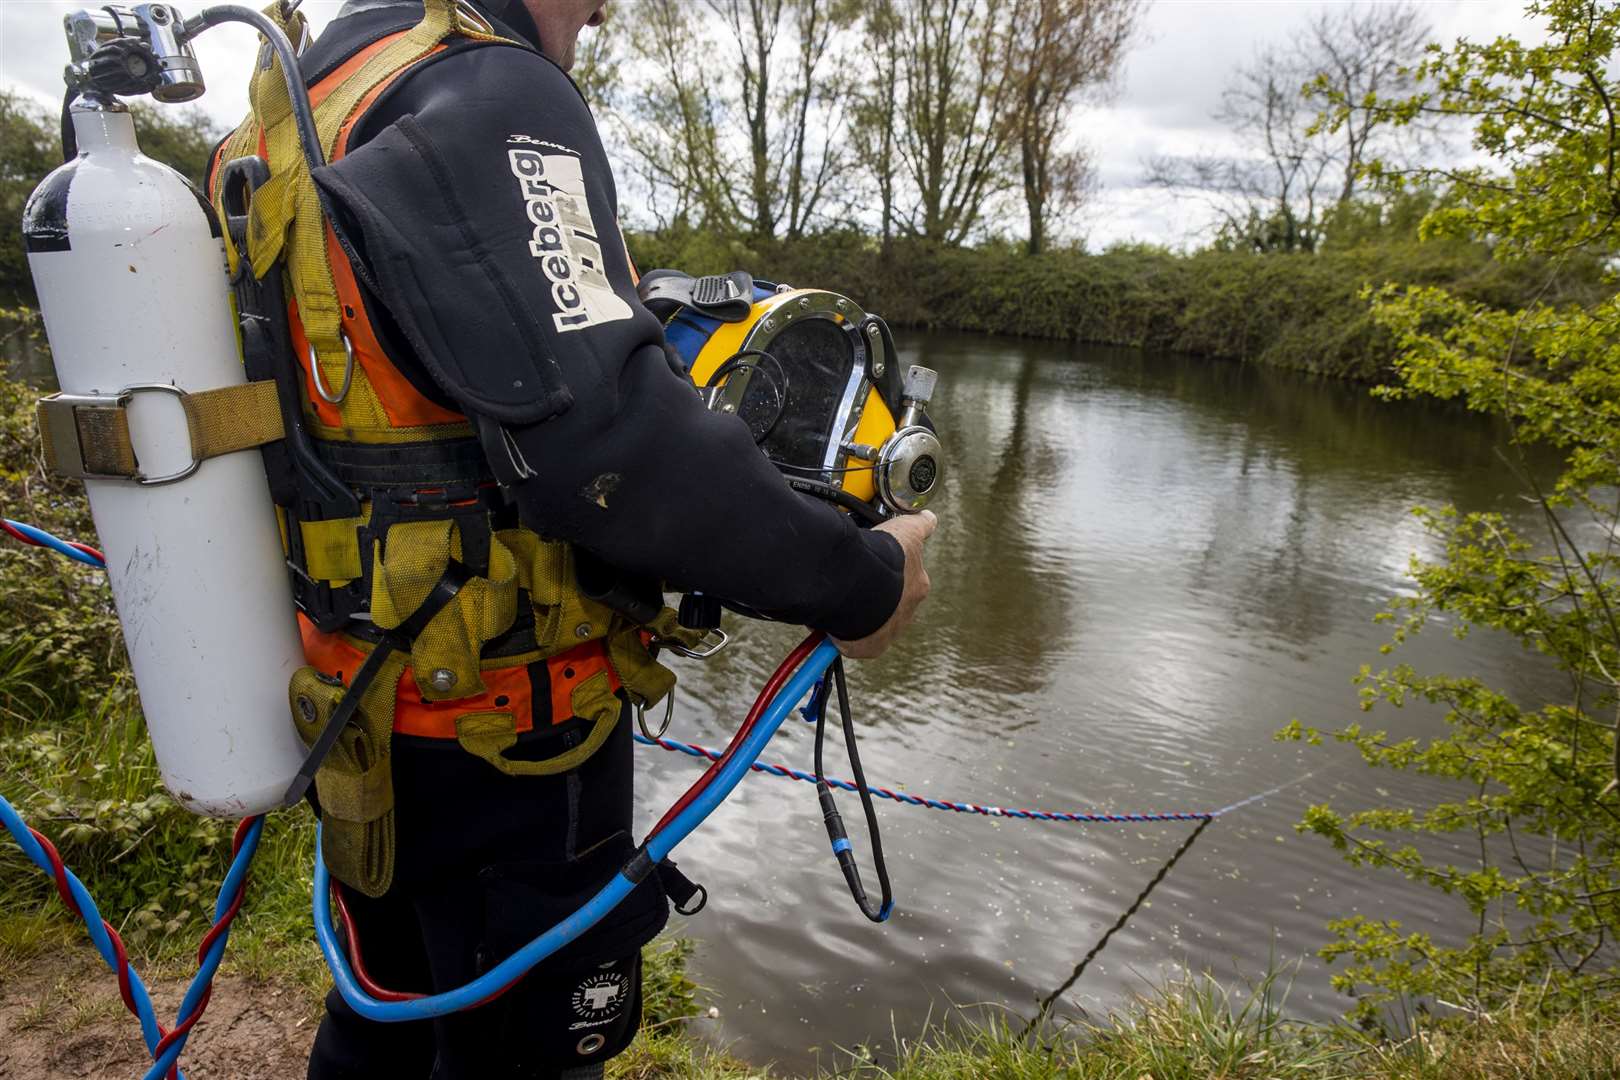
[{"left": 311, "top": 638, "right": 842, "bottom": 1022}]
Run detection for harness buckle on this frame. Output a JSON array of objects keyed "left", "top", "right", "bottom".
[
  {"left": 658, "top": 627, "right": 730, "bottom": 661},
  {"left": 38, "top": 383, "right": 201, "bottom": 486}
]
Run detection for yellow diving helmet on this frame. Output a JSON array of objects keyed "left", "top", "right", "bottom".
[{"left": 639, "top": 270, "right": 944, "bottom": 524}]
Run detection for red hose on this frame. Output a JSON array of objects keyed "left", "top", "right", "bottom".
[
  {"left": 651, "top": 631, "right": 823, "bottom": 835},
  {"left": 331, "top": 631, "right": 827, "bottom": 1007},
  {"left": 0, "top": 519, "right": 104, "bottom": 563},
  {"left": 330, "top": 885, "right": 420, "bottom": 1003},
  {"left": 29, "top": 816, "right": 256, "bottom": 1080}
]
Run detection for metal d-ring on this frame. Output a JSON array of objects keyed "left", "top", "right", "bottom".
[
  {"left": 309, "top": 332, "right": 354, "bottom": 404},
  {"left": 637, "top": 690, "right": 675, "bottom": 741},
  {"left": 661, "top": 627, "right": 731, "bottom": 660}
]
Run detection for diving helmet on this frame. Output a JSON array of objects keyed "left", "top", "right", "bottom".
[{"left": 639, "top": 270, "right": 944, "bottom": 523}]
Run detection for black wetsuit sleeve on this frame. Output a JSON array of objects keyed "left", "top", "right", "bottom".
[{"left": 310, "top": 43, "right": 903, "bottom": 640}]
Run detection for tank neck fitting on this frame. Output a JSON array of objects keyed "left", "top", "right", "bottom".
[{"left": 68, "top": 99, "right": 138, "bottom": 156}]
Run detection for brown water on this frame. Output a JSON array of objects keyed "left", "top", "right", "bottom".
[{"left": 638, "top": 332, "right": 1566, "bottom": 1070}]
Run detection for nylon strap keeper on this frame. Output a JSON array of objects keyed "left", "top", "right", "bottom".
[{"left": 37, "top": 380, "right": 285, "bottom": 484}]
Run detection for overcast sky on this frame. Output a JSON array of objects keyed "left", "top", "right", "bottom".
[{"left": 2, "top": 0, "right": 1538, "bottom": 247}]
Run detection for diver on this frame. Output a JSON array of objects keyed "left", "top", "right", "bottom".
[{"left": 197, "top": 0, "right": 935, "bottom": 1077}]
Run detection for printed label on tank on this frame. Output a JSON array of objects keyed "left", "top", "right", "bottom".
[{"left": 507, "top": 143, "right": 633, "bottom": 334}]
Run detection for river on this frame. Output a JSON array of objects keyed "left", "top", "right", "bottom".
[
  {"left": 11, "top": 325, "right": 1565, "bottom": 1070},
  {"left": 638, "top": 331, "right": 1566, "bottom": 1071}
]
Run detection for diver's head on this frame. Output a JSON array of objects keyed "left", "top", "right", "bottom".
[{"left": 518, "top": 0, "right": 607, "bottom": 70}]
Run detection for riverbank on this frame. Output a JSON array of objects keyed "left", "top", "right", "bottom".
[
  {"left": 5, "top": 236, "right": 1596, "bottom": 387},
  {"left": 4, "top": 932, "right": 1617, "bottom": 1080},
  {"left": 625, "top": 231, "right": 1604, "bottom": 382}
]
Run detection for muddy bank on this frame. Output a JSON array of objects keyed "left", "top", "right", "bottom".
[{"left": 0, "top": 952, "right": 316, "bottom": 1079}]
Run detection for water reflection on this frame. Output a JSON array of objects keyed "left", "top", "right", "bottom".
[{"left": 645, "top": 332, "right": 1567, "bottom": 1072}]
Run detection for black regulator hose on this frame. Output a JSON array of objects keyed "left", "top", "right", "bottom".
[
  {"left": 186, "top": 6, "right": 328, "bottom": 177},
  {"left": 60, "top": 87, "right": 80, "bottom": 162},
  {"left": 182, "top": 5, "right": 379, "bottom": 290},
  {"left": 812, "top": 656, "right": 894, "bottom": 923}
]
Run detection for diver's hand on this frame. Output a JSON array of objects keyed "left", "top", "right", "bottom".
[{"left": 832, "top": 510, "right": 936, "bottom": 660}]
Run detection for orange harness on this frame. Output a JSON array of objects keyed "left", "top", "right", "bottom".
[{"left": 298, "top": 617, "right": 622, "bottom": 739}]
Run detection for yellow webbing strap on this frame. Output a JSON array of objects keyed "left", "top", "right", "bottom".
[
  {"left": 454, "top": 669, "right": 621, "bottom": 777},
  {"left": 608, "top": 608, "right": 707, "bottom": 711},
  {"left": 497, "top": 529, "right": 620, "bottom": 655},
  {"left": 181, "top": 380, "right": 285, "bottom": 460},
  {"left": 243, "top": 0, "right": 511, "bottom": 420},
  {"left": 369, "top": 519, "right": 520, "bottom": 700},
  {"left": 37, "top": 381, "right": 285, "bottom": 482},
  {"left": 300, "top": 512, "right": 370, "bottom": 584}
]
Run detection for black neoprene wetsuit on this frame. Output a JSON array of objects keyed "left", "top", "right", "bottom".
[
  {"left": 307, "top": 0, "right": 905, "bottom": 642},
  {"left": 292, "top": 3, "right": 906, "bottom": 1078}
]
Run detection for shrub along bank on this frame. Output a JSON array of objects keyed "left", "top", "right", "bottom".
[{"left": 627, "top": 230, "right": 1604, "bottom": 382}]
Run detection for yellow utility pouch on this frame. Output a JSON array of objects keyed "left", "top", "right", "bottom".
[
  {"left": 370, "top": 519, "right": 519, "bottom": 700},
  {"left": 454, "top": 670, "right": 619, "bottom": 778},
  {"left": 290, "top": 657, "right": 406, "bottom": 897}
]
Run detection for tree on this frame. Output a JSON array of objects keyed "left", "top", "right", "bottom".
[
  {"left": 1006, "top": 0, "right": 1140, "bottom": 255},
  {"left": 889, "top": 0, "right": 1021, "bottom": 245},
  {"left": 1149, "top": 2, "right": 1431, "bottom": 253},
  {"left": 849, "top": 0, "right": 905, "bottom": 249},
  {"left": 1302, "top": 2, "right": 1431, "bottom": 206},
  {"left": 616, "top": 0, "right": 855, "bottom": 240},
  {"left": 570, "top": 22, "right": 620, "bottom": 110},
  {"left": 1283, "top": 0, "right": 1620, "bottom": 1025},
  {"left": 1151, "top": 47, "right": 1336, "bottom": 253},
  {"left": 0, "top": 92, "right": 60, "bottom": 306}
]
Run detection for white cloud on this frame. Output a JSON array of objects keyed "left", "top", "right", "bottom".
[{"left": 0, "top": 0, "right": 1548, "bottom": 248}]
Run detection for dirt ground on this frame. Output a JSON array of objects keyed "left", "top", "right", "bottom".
[{"left": 0, "top": 954, "right": 316, "bottom": 1079}]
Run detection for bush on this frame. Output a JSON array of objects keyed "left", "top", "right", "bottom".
[{"left": 625, "top": 231, "right": 1600, "bottom": 382}]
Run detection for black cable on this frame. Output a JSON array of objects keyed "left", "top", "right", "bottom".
[
  {"left": 775, "top": 461, "right": 877, "bottom": 476},
  {"left": 813, "top": 656, "right": 894, "bottom": 923},
  {"left": 1022, "top": 815, "right": 1214, "bottom": 1037},
  {"left": 60, "top": 87, "right": 81, "bottom": 162},
  {"left": 185, "top": 6, "right": 385, "bottom": 292},
  {"left": 784, "top": 476, "right": 885, "bottom": 526},
  {"left": 188, "top": 6, "right": 327, "bottom": 179}
]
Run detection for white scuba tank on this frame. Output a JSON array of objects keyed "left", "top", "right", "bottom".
[{"left": 22, "top": 101, "right": 307, "bottom": 816}]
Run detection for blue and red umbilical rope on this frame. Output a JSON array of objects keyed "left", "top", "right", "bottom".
[{"left": 1, "top": 517, "right": 1310, "bottom": 1068}]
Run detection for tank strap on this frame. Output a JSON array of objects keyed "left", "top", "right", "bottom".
[{"left": 37, "top": 380, "right": 286, "bottom": 484}]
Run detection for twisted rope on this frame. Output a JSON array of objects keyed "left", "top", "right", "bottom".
[
  {"left": 635, "top": 733, "right": 1310, "bottom": 823},
  {"left": 1, "top": 519, "right": 259, "bottom": 1079}
]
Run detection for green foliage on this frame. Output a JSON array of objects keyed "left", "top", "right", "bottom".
[
  {"left": 1282, "top": 0, "right": 1620, "bottom": 1028},
  {"left": 0, "top": 93, "right": 60, "bottom": 308},
  {"left": 627, "top": 227, "right": 1600, "bottom": 382},
  {"left": 824, "top": 977, "right": 1620, "bottom": 1080},
  {"left": 0, "top": 371, "right": 323, "bottom": 1005}
]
